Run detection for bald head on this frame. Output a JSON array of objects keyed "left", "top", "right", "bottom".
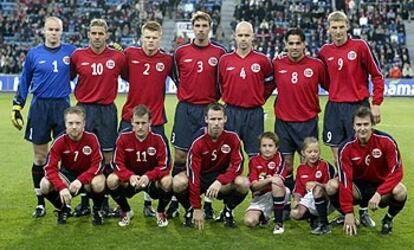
[
  {"left": 234, "top": 21, "right": 254, "bottom": 54},
  {"left": 235, "top": 21, "right": 254, "bottom": 34}
]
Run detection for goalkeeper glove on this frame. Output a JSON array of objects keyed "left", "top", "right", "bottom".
[{"left": 11, "top": 105, "right": 24, "bottom": 130}]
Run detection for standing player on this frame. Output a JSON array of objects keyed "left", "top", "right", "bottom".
[
  {"left": 107, "top": 105, "right": 172, "bottom": 227},
  {"left": 11, "top": 16, "right": 76, "bottom": 217},
  {"left": 169, "top": 11, "right": 226, "bottom": 219},
  {"left": 71, "top": 18, "right": 126, "bottom": 216},
  {"left": 272, "top": 28, "right": 329, "bottom": 210},
  {"left": 218, "top": 21, "right": 273, "bottom": 158},
  {"left": 120, "top": 21, "right": 173, "bottom": 217},
  {"left": 319, "top": 11, "right": 384, "bottom": 164},
  {"left": 40, "top": 106, "right": 106, "bottom": 225},
  {"left": 173, "top": 103, "right": 249, "bottom": 229},
  {"left": 244, "top": 132, "right": 289, "bottom": 234},
  {"left": 336, "top": 107, "right": 407, "bottom": 235},
  {"left": 319, "top": 11, "right": 385, "bottom": 225},
  {"left": 290, "top": 137, "right": 336, "bottom": 235}
]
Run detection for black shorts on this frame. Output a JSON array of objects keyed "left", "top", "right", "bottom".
[
  {"left": 25, "top": 97, "right": 70, "bottom": 144},
  {"left": 59, "top": 167, "right": 79, "bottom": 185},
  {"left": 119, "top": 120, "right": 171, "bottom": 168},
  {"left": 197, "top": 172, "right": 226, "bottom": 200},
  {"left": 353, "top": 179, "right": 381, "bottom": 203},
  {"left": 275, "top": 117, "right": 318, "bottom": 154},
  {"left": 171, "top": 101, "right": 207, "bottom": 151},
  {"left": 77, "top": 102, "right": 118, "bottom": 152},
  {"left": 323, "top": 100, "right": 369, "bottom": 147},
  {"left": 123, "top": 181, "right": 164, "bottom": 200},
  {"left": 225, "top": 104, "right": 263, "bottom": 156}
]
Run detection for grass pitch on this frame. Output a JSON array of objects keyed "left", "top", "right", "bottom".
[{"left": 0, "top": 93, "right": 413, "bottom": 250}]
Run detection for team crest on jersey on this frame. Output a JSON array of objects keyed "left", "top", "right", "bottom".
[
  {"left": 82, "top": 146, "right": 92, "bottom": 155},
  {"left": 156, "top": 62, "right": 165, "bottom": 72},
  {"left": 347, "top": 51, "right": 357, "bottom": 61},
  {"left": 372, "top": 148, "right": 382, "bottom": 158},
  {"left": 147, "top": 147, "right": 157, "bottom": 156},
  {"left": 63, "top": 56, "right": 70, "bottom": 65},
  {"left": 208, "top": 57, "right": 218, "bottom": 66},
  {"left": 315, "top": 170, "right": 322, "bottom": 178},
  {"left": 267, "top": 161, "right": 276, "bottom": 169},
  {"left": 304, "top": 68, "right": 313, "bottom": 78},
  {"left": 106, "top": 59, "right": 116, "bottom": 69},
  {"left": 221, "top": 144, "right": 231, "bottom": 154},
  {"left": 251, "top": 63, "right": 261, "bottom": 73}
]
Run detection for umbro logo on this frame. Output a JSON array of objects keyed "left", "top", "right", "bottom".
[
  {"left": 131, "top": 60, "right": 140, "bottom": 64},
  {"left": 81, "top": 62, "right": 90, "bottom": 66},
  {"left": 125, "top": 148, "right": 135, "bottom": 152},
  {"left": 39, "top": 60, "right": 46, "bottom": 64},
  {"left": 278, "top": 70, "right": 287, "bottom": 74},
  {"left": 351, "top": 157, "right": 361, "bottom": 161},
  {"left": 327, "top": 57, "right": 334, "bottom": 61},
  {"left": 226, "top": 67, "right": 235, "bottom": 71},
  {"left": 183, "top": 59, "right": 193, "bottom": 63}
]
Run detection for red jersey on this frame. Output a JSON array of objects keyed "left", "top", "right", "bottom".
[
  {"left": 338, "top": 130, "right": 403, "bottom": 213},
  {"left": 319, "top": 37, "right": 384, "bottom": 105},
  {"left": 44, "top": 132, "right": 103, "bottom": 191},
  {"left": 113, "top": 131, "right": 169, "bottom": 183},
  {"left": 187, "top": 128, "right": 243, "bottom": 209},
  {"left": 218, "top": 50, "right": 273, "bottom": 108},
  {"left": 273, "top": 55, "right": 329, "bottom": 122},
  {"left": 174, "top": 41, "right": 226, "bottom": 104},
  {"left": 293, "top": 159, "right": 333, "bottom": 197},
  {"left": 248, "top": 152, "right": 287, "bottom": 195},
  {"left": 121, "top": 47, "right": 173, "bottom": 125},
  {"left": 71, "top": 47, "right": 126, "bottom": 104}
]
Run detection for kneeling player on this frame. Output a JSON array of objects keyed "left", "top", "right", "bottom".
[
  {"left": 244, "top": 132, "right": 289, "bottom": 234},
  {"left": 173, "top": 103, "right": 249, "bottom": 230},
  {"left": 107, "top": 105, "right": 172, "bottom": 227},
  {"left": 290, "top": 137, "right": 336, "bottom": 235},
  {"left": 40, "top": 106, "right": 106, "bottom": 225},
  {"left": 337, "top": 107, "right": 407, "bottom": 236}
]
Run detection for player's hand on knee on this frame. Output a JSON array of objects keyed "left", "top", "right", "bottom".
[
  {"left": 59, "top": 188, "right": 72, "bottom": 205},
  {"left": 129, "top": 175, "right": 140, "bottom": 188},
  {"left": 368, "top": 192, "right": 381, "bottom": 211},
  {"left": 69, "top": 179, "right": 82, "bottom": 195},
  {"left": 136, "top": 175, "right": 149, "bottom": 188},
  {"left": 206, "top": 180, "right": 222, "bottom": 199},
  {"left": 11, "top": 105, "right": 24, "bottom": 130}
]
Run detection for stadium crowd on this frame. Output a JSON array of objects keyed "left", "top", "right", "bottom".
[
  {"left": 0, "top": 0, "right": 170, "bottom": 73},
  {"left": 233, "top": 0, "right": 413, "bottom": 77}
]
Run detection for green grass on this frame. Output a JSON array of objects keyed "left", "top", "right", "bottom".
[{"left": 0, "top": 93, "right": 413, "bottom": 250}]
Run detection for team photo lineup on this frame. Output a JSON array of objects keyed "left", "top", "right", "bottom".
[{"left": 7, "top": 1, "right": 409, "bottom": 242}]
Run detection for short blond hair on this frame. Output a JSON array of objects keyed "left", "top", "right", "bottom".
[
  {"left": 44, "top": 16, "right": 63, "bottom": 29},
  {"left": 191, "top": 11, "right": 212, "bottom": 26},
  {"left": 327, "top": 11, "right": 349, "bottom": 25},
  {"left": 89, "top": 18, "right": 108, "bottom": 32},
  {"left": 141, "top": 21, "right": 162, "bottom": 35}
]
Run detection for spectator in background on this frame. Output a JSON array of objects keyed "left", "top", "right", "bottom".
[
  {"left": 402, "top": 63, "right": 414, "bottom": 78},
  {"left": 389, "top": 63, "right": 402, "bottom": 78}
]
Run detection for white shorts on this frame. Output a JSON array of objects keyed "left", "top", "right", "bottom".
[
  {"left": 246, "top": 188, "right": 291, "bottom": 220},
  {"left": 299, "top": 191, "right": 334, "bottom": 216}
]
